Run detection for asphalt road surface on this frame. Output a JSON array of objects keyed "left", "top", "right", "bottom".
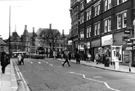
[{"left": 13, "top": 58, "right": 135, "bottom": 91}]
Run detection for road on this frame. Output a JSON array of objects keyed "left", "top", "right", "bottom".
[{"left": 13, "top": 58, "right": 135, "bottom": 91}]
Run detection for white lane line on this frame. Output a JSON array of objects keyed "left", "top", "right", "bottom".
[
  {"left": 16, "top": 66, "right": 30, "bottom": 91},
  {"left": 38, "top": 62, "right": 41, "bottom": 64},
  {"left": 68, "top": 72, "right": 120, "bottom": 91},
  {"left": 28, "top": 60, "right": 33, "bottom": 64},
  {"left": 50, "top": 64, "right": 53, "bottom": 66}
]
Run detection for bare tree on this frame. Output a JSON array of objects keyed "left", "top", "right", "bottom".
[{"left": 40, "top": 29, "right": 61, "bottom": 51}]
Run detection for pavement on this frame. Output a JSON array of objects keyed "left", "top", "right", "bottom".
[
  {"left": 57, "top": 58, "right": 135, "bottom": 74},
  {"left": 0, "top": 59, "right": 18, "bottom": 91}
]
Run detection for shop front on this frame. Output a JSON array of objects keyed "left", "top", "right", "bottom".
[
  {"left": 101, "top": 34, "right": 113, "bottom": 55},
  {"left": 113, "top": 32, "right": 129, "bottom": 63},
  {"left": 91, "top": 39, "right": 101, "bottom": 62}
]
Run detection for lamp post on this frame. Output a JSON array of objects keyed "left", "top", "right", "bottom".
[{"left": 9, "top": 6, "right": 11, "bottom": 54}]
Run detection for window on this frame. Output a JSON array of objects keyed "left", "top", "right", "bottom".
[
  {"left": 104, "top": 17, "right": 111, "bottom": 33},
  {"left": 94, "top": 22, "right": 100, "bottom": 36},
  {"left": 80, "top": 29, "right": 84, "bottom": 40},
  {"left": 117, "top": 11, "right": 127, "bottom": 29},
  {"left": 117, "top": 0, "right": 127, "bottom": 5},
  {"left": 86, "top": 7, "right": 91, "bottom": 21},
  {"left": 86, "top": 26, "right": 91, "bottom": 38},
  {"left": 80, "top": 12, "right": 84, "bottom": 24},
  {"left": 80, "top": 1, "right": 84, "bottom": 10},
  {"left": 94, "top": 2, "right": 100, "bottom": 16},
  {"left": 104, "top": 0, "right": 112, "bottom": 11}
]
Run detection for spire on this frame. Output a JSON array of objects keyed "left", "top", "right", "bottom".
[{"left": 25, "top": 25, "right": 27, "bottom": 30}]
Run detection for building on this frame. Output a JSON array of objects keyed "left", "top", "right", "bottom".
[
  {"left": 5, "top": 25, "right": 37, "bottom": 54},
  {"left": 70, "top": 0, "right": 135, "bottom": 65},
  {"left": 36, "top": 24, "right": 68, "bottom": 56}
]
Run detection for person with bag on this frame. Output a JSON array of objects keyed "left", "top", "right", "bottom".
[{"left": 0, "top": 49, "right": 8, "bottom": 74}]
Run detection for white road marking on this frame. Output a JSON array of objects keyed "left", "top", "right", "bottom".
[
  {"left": 50, "top": 64, "right": 53, "bottom": 66},
  {"left": 16, "top": 65, "right": 30, "bottom": 91},
  {"left": 28, "top": 60, "right": 33, "bottom": 64},
  {"left": 68, "top": 72, "right": 120, "bottom": 91},
  {"left": 38, "top": 62, "right": 41, "bottom": 64}
]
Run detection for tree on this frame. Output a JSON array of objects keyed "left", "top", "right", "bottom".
[{"left": 40, "top": 29, "right": 61, "bottom": 51}]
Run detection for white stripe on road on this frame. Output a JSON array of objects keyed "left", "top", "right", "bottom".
[
  {"left": 28, "top": 60, "right": 33, "bottom": 64},
  {"left": 38, "top": 62, "right": 41, "bottom": 64},
  {"left": 68, "top": 72, "right": 120, "bottom": 91}
]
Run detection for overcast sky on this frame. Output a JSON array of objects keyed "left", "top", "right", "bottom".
[{"left": 0, "top": 0, "right": 71, "bottom": 39}]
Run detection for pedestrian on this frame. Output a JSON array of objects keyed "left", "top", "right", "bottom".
[
  {"left": 87, "top": 53, "right": 91, "bottom": 62},
  {"left": 18, "top": 54, "right": 22, "bottom": 65},
  {"left": 0, "top": 48, "right": 8, "bottom": 74},
  {"left": 21, "top": 53, "right": 24, "bottom": 65},
  {"left": 95, "top": 53, "right": 100, "bottom": 64},
  {"left": 84, "top": 53, "right": 88, "bottom": 61},
  {"left": 62, "top": 51, "right": 70, "bottom": 67},
  {"left": 75, "top": 51, "right": 80, "bottom": 64},
  {"left": 68, "top": 51, "right": 71, "bottom": 62}
]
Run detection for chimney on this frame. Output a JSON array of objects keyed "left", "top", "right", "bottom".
[
  {"left": 25, "top": 25, "right": 27, "bottom": 30},
  {"left": 33, "top": 27, "right": 35, "bottom": 32},
  {"left": 49, "top": 24, "right": 52, "bottom": 29},
  {"left": 62, "top": 29, "right": 64, "bottom": 35}
]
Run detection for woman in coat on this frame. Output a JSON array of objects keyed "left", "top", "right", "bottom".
[{"left": 1, "top": 51, "right": 8, "bottom": 74}]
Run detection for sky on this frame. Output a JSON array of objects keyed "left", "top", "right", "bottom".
[{"left": 0, "top": 0, "right": 71, "bottom": 39}]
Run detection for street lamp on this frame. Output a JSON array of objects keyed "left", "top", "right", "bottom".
[{"left": 9, "top": 6, "right": 11, "bottom": 54}]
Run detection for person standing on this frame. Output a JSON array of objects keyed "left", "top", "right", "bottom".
[
  {"left": 21, "top": 54, "right": 24, "bottom": 65},
  {"left": 75, "top": 51, "right": 80, "bottom": 64},
  {"left": 62, "top": 51, "right": 70, "bottom": 67},
  {"left": 0, "top": 49, "right": 8, "bottom": 74},
  {"left": 18, "top": 54, "right": 22, "bottom": 65}
]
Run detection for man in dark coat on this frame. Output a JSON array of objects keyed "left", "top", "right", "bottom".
[
  {"left": 75, "top": 51, "right": 80, "bottom": 64},
  {"left": 1, "top": 50, "right": 8, "bottom": 74},
  {"left": 62, "top": 51, "right": 70, "bottom": 67}
]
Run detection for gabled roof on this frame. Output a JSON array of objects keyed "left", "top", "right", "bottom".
[
  {"left": 0, "top": 38, "right": 6, "bottom": 45},
  {"left": 12, "top": 31, "right": 20, "bottom": 38}
]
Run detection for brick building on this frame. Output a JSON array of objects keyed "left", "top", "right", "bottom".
[{"left": 70, "top": 0, "right": 135, "bottom": 65}]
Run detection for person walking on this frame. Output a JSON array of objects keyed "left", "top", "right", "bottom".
[
  {"left": 68, "top": 51, "right": 71, "bottom": 62},
  {"left": 62, "top": 51, "right": 70, "bottom": 67},
  {"left": 0, "top": 49, "right": 8, "bottom": 74}
]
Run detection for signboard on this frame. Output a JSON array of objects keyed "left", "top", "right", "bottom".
[
  {"left": 102, "top": 34, "right": 112, "bottom": 46},
  {"left": 111, "top": 45, "right": 122, "bottom": 62},
  {"left": 126, "top": 47, "right": 132, "bottom": 50}
]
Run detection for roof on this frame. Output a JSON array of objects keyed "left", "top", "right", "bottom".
[{"left": 0, "top": 39, "right": 6, "bottom": 45}]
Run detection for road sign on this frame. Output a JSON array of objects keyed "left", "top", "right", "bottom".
[
  {"left": 130, "top": 37, "right": 135, "bottom": 40},
  {"left": 124, "top": 29, "right": 130, "bottom": 34},
  {"left": 126, "top": 47, "right": 132, "bottom": 50}
]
